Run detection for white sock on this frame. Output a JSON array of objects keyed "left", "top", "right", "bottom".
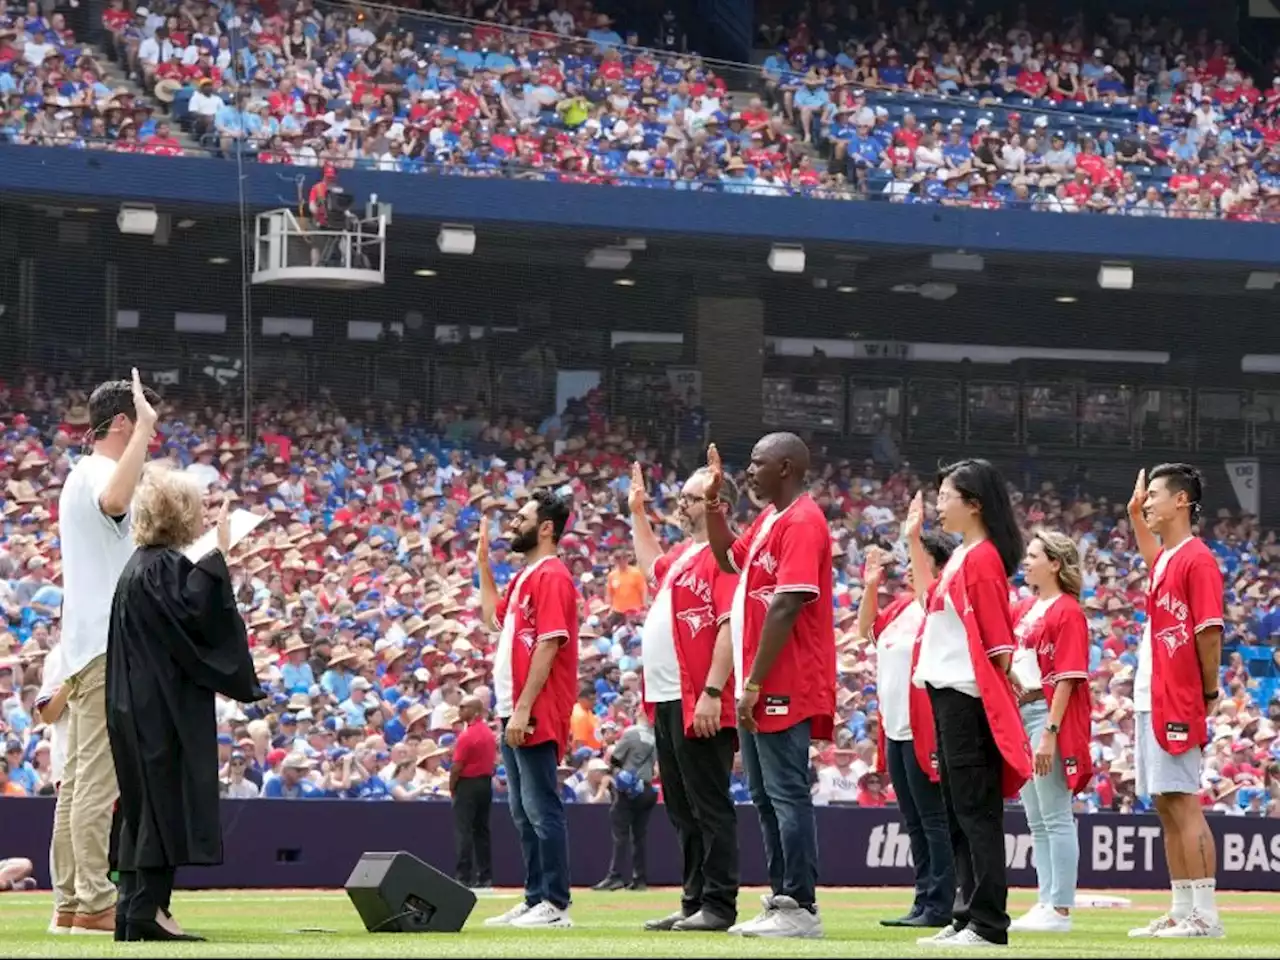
[
  {"left": 1190, "top": 878, "right": 1217, "bottom": 918},
  {"left": 1171, "top": 880, "right": 1193, "bottom": 920}
]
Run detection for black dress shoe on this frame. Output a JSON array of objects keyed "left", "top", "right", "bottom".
[
  {"left": 880, "top": 913, "right": 920, "bottom": 927},
  {"left": 628, "top": 880, "right": 648, "bottom": 892},
  {"left": 593, "top": 877, "right": 627, "bottom": 892},
  {"left": 643, "top": 910, "right": 689, "bottom": 931},
  {"left": 125, "top": 920, "right": 207, "bottom": 942},
  {"left": 672, "top": 910, "right": 733, "bottom": 932}
]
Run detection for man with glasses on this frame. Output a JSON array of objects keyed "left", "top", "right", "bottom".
[
  {"left": 630, "top": 462, "right": 741, "bottom": 933},
  {"left": 52, "top": 370, "right": 158, "bottom": 937}
]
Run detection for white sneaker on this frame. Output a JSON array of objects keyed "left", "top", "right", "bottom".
[
  {"left": 1128, "top": 913, "right": 1179, "bottom": 938},
  {"left": 739, "top": 896, "right": 823, "bottom": 939},
  {"left": 727, "top": 894, "right": 776, "bottom": 935},
  {"left": 509, "top": 901, "right": 573, "bottom": 929},
  {"left": 1011, "top": 904, "right": 1072, "bottom": 933},
  {"left": 1153, "top": 910, "right": 1224, "bottom": 939},
  {"left": 946, "top": 928, "right": 1005, "bottom": 948},
  {"left": 484, "top": 901, "right": 532, "bottom": 927},
  {"left": 917, "top": 924, "right": 962, "bottom": 946}
]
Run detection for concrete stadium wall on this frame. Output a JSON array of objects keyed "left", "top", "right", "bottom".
[{"left": 4, "top": 799, "right": 1280, "bottom": 892}]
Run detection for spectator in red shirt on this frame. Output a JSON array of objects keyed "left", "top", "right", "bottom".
[{"left": 450, "top": 695, "right": 497, "bottom": 889}]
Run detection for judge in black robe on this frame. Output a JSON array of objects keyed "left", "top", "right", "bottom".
[{"left": 105, "top": 476, "right": 263, "bottom": 942}]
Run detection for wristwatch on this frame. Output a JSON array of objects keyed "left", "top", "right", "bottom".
[
  {"left": 1203, "top": 689, "right": 1220, "bottom": 702},
  {"left": 1046, "top": 723, "right": 1060, "bottom": 735},
  {"left": 744, "top": 680, "right": 762, "bottom": 694},
  {"left": 703, "top": 685, "right": 722, "bottom": 699}
]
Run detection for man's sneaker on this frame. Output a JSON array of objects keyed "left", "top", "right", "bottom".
[
  {"left": 483, "top": 901, "right": 532, "bottom": 927},
  {"left": 727, "top": 894, "right": 776, "bottom": 935},
  {"left": 917, "top": 924, "right": 962, "bottom": 946},
  {"left": 1010, "top": 904, "right": 1071, "bottom": 933},
  {"left": 1127, "top": 913, "right": 1179, "bottom": 938},
  {"left": 48, "top": 911, "right": 74, "bottom": 935},
  {"left": 509, "top": 901, "right": 573, "bottom": 929},
  {"left": 739, "top": 896, "right": 823, "bottom": 939},
  {"left": 946, "top": 928, "right": 1006, "bottom": 948},
  {"left": 1153, "top": 910, "right": 1225, "bottom": 939},
  {"left": 70, "top": 908, "right": 115, "bottom": 936}
]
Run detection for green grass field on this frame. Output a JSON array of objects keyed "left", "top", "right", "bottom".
[{"left": 0, "top": 887, "right": 1269, "bottom": 957}]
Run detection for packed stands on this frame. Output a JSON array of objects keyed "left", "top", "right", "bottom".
[
  {"left": 1, "top": 371, "right": 1278, "bottom": 815},
  {"left": 3, "top": 0, "right": 1278, "bottom": 217}
]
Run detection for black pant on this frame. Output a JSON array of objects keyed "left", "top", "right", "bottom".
[
  {"left": 116, "top": 867, "right": 175, "bottom": 924},
  {"left": 653, "top": 699, "right": 739, "bottom": 920},
  {"left": 605, "top": 784, "right": 658, "bottom": 884},
  {"left": 928, "top": 685, "right": 1010, "bottom": 944},
  {"left": 885, "top": 738, "right": 956, "bottom": 921},
  {"left": 452, "top": 776, "right": 493, "bottom": 886}
]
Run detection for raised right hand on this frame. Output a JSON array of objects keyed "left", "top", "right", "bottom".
[
  {"left": 130, "top": 367, "right": 157, "bottom": 429},
  {"left": 903, "top": 490, "right": 924, "bottom": 540},
  {"left": 628, "top": 461, "right": 647, "bottom": 516},
  {"left": 705, "top": 443, "right": 723, "bottom": 501},
  {"left": 863, "top": 544, "right": 890, "bottom": 584},
  {"left": 1128, "top": 468, "right": 1147, "bottom": 519},
  {"left": 477, "top": 517, "right": 490, "bottom": 567}
]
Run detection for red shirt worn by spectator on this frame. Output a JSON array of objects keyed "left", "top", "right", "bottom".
[
  {"left": 493, "top": 556, "right": 580, "bottom": 755},
  {"left": 453, "top": 717, "right": 497, "bottom": 778},
  {"left": 728, "top": 494, "right": 835, "bottom": 739},
  {"left": 1148, "top": 538, "right": 1224, "bottom": 755},
  {"left": 642, "top": 541, "right": 738, "bottom": 735}
]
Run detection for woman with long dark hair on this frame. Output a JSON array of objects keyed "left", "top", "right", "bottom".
[
  {"left": 1008, "top": 531, "right": 1093, "bottom": 933},
  {"left": 911, "top": 459, "right": 1033, "bottom": 948},
  {"left": 863, "top": 504, "right": 957, "bottom": 929}
]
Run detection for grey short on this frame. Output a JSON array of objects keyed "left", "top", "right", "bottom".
[{"left": 1135, "top": 710, "right": 1202, "bottom": 797}]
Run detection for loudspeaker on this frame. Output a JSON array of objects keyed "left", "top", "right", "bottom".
[{"left": 345, "top": 851, "right": 478, "bottom": 933}]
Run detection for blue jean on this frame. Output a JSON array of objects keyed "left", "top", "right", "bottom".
[
  {"left": 1019, "top": 700, "right": 1078, "bottom": 909},
  {"left": 739, "top": 720, "right": 818, "bottom": 909},
  {"left": 500, "top": 729, "right": 571, "bottom": 910},
  {"left": 885, "top": 738, "right": 955, "bottom": 920}
]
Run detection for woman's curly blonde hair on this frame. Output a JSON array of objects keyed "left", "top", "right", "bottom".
[{"left": 132, "top": 467, "right": 205, "bottom": 549}]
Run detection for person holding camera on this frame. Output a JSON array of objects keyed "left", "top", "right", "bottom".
[{"left": 593, "top": 713, "right": 658, "bottom": 892}]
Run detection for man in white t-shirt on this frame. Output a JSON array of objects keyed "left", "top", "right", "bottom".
[
  {"left": 814, "top": 748, "right": 862, "bottom": 804},
  {"left": 51, "top": 370, "right": 157, "bottom": 937}
]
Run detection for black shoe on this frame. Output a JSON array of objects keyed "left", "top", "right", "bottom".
[
  {"left": 628, "top": 880, "right": 648, "bottom": 892},
  {"left": 593, "top": 877, "right": 627, "bottom": 892},
  {"left": 124, "top": 919, "right": 207, "bottom": 942},
  {"left": 917, "top": 914, "right": 954, "bottom": 928},
  {"left": 672, "top": 910, "right": 733, "bottom": 932},
  {"left": 643, "top": 910, "right": 688, "bottom": 931},
  {"left": 880, "top": 913, "right": 920, "bottom": 928}
]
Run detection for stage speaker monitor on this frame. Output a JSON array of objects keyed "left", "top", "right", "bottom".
[{"left": 345, "top": 850, "right": 478, "bottom": 933}]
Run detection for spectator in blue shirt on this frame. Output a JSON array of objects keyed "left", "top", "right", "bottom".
[
  {"left": 4, "top": 741, "right": 38, "bottom": 794},
  {"left": 261, "top": 755, "right": 323, "bottom": 798},
  {"left": 586, "top": 14, "right": 623, "bottom": 52},
  {"left": 280, "top": 638, "right": 315, "bottom": 694},
  {"left": 794, "top": 72, "right": 830, "bottom": 143},
  {"left": 321, "top": 647, "right": 356, "bottom": 702}
]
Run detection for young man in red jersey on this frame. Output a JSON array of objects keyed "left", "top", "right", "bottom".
[
  {"left": 705, "top": 434, "right": 836, "bottom": 939},
  {"left": 478, "top": 490, "right": 579, "bottom": 930},
  {"left": 1127, "top": 464, "right": 1225, "bottom": 940},
  {"left": 630, "top": 462, "right": 740, "bottom": 933}
]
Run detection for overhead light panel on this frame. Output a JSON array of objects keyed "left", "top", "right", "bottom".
[
  {"left": 836, "top": 285, "right": 857, "bottom": 294},
  {"left": 585, "top": 247, "right": 632, "bottom": 270},
  {"left": 1055, "top": 295, "right": 1078, "bottom": 304},
  {"left": 117, "top": 204, "right": 158, "bottom": 236},
  {"left": 768, "top": 244, "right": 805, "bottom": 274},
  {"left": 930, "top": 251, "right": 985, "bottom": 272},
  {"left": 437, "top": 224, "right": 476, "bottom": 256},
  {"left": 1245, "top": 271, "right": 1280, "bottom": 291},
  {"left": 614, "top": 278, "right": 636, "bottom": 287},
  {"left": 413, "top": 268, "right": 438, "bottom": 277},
  {"left": 208, "top": 256, "right": 229, "bottom": 265},
  {"left": 1098, "top": 262, "right": 1133, "bottom": 290}
]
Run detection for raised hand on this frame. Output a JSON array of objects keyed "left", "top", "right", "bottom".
[
  {"left": 705, "top": 443, "right": 723, "bottom": 501},
  {"left": 904, "top": 490, "right": 924, "bottom": 540},
  {"left": 215, "top": 495, "right": 231, "bottom": 555},
  {"left": 1128, "top": 468, "right": 1147, "bottom": 519},
  {"left": 628, "top": 461, "right": 647, "bottom": 516},
  {"left": 131, "top": 367, "right": 157, "bottom": 429},
  {"left": 864, "top": 544, "right": 890, "bottom": 584},
  {"left": 477, "top": 516, "right": 491, "bottom": 568}
]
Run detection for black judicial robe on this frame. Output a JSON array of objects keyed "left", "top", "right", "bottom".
[{"left": 106, "top": 547, "right": 263, "bottom": 871}]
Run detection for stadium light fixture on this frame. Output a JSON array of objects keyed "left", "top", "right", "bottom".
[
  {"left": 208, "top": 257, "right": 229, "bottom": 265},
  {"left": 836, "top": 285, "right": 857, "bottom": 294},
  {"left": 613, "top": 278, "right": 636, "bottom": 287},
  {"left": 1098, "top": 262, "right": 1133, "bottom": 290},
  {"left": 768, "top": 244, "right": 805, "bottom": 274},
  {"left": 437, "top": 224, "right": 476, "bottom": 256},
  {"left": 585, "top": 247, "right": 632, "bottom": 270},
  {"left": 117, "top": 203, "right": 159, "bottom": 236},
  {"left": 1055, "top": 296, "right": 1078, "bottom": 304},
  {"left": 1245, "top": 272, "right": 1280, "bottom": 291},
  {"left": 413, "top": 268, "right": 438, "bottom": 277},
  {"left": 930, "top": 251, "right": 985, "bottom": 272}
]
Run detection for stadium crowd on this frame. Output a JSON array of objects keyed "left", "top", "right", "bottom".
[
  {"left": 1, "top": 370, "right": 1279, "bottom": 820},
  {"left": 2, "top": 0, "right": 1280, "bottom": 216}
]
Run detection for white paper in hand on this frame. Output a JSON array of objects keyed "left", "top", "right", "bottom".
[{"left": 183, "top": 509, "right": 268, "bottom": 563}]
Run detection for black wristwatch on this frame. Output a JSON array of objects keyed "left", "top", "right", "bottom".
[
  {"left": 1046, "top": 723, "right": 1060, "bottom": 735},
  {"left": 1203, "top": 689, "right": 1220, "bottom": 702},
  {"left": 703, "top": 685, "right": 722, "bottom": 699}
]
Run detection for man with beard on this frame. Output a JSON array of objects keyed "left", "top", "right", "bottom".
[
  {"left": 705, "top": 435, "right": 835, "bottom": 939},
  {"left": 478, "top": 490, "right": 579, "bottom": 930},
  {"left": 630, "top": 462, "right": 741, "bottom": 932}
]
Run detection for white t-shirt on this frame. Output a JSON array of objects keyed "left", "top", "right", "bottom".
[
  {"left": 815, "top": 764, "right": 861, "bottom": 804},
  {"left": 877, "top": 599, "right": 925, "bottom": 741},
  {"left": 58, "top": 453, "right": 137, "bottom": 679},
  {"left": 1134, "top": 537, "right": 1191, "bottom": 712},
  {"left": 36, "top": 643, "right": 70, "bottom": 783},
  {"left": 913, "top": 541, "right": 980, "bottom": 697},
  {"left": 641, "top": 543, "right": 707, "bottom": 704}
]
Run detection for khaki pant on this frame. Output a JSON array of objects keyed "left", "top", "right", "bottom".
[{"left": 51, "top": 654, "right": 118, "bottom": 915}]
